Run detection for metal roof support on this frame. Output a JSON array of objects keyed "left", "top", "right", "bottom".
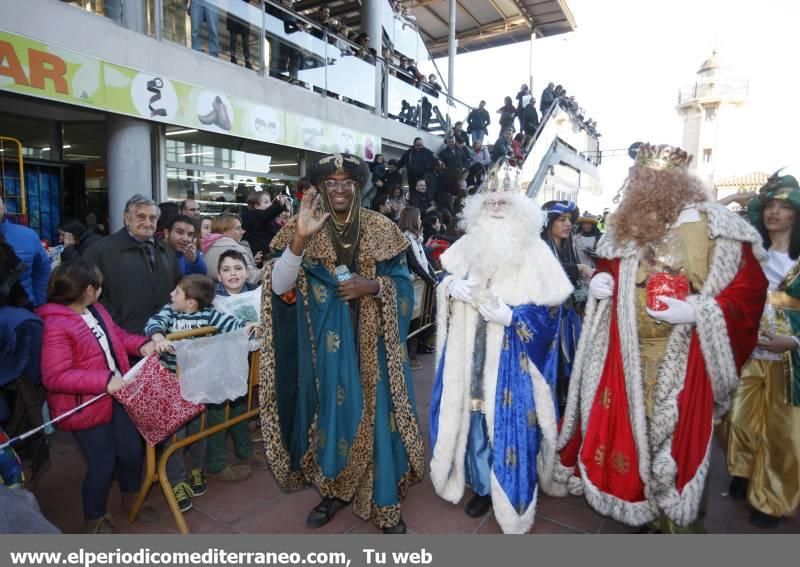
[
  {"left": 528, "top": 29, "right": 535, "bottom": 94},
  {"left": 448, "top": 0, "right": 457, "bottom": 99},
  {"left": 486, "top": 0, "right": 509, "bottom": 22}
]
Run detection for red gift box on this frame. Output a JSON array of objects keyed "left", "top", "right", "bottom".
[
  {"left": 646, "top": 272, "right": 690, "bottom": 311},
  {"left": 113, "top": 354, "right": 205, "bottom": 446}
]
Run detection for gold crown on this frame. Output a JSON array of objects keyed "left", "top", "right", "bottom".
[
  {"left": 484, "top": 161, "right": 523, "bottom": 194},
  {"left": 634, "top": 143, "right": 693, "bottom": 170}
]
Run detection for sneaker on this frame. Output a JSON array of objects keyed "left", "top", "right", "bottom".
[
  {"left": 189, "top": 468, "right": 207, "bottom": 497},
  {"left": 207, "top": 463, "right": 252, "bottom": 482},
  {"left": 82, "top": 515, "right": 114, "bottom": 534},
  {"left": 172, "top": 481, "right": 194, "bottom": 513}
]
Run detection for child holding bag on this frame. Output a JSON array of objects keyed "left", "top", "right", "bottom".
[
  {"left": 144, "top": 274, "right": 254, "bottom": 513},
  {"left": 38, "top": 258, "right": 159, "bottom": 533}
]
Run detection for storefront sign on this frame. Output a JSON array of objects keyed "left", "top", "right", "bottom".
[{"left": 0, "top": 31, "right": 380, "bottom": 160}]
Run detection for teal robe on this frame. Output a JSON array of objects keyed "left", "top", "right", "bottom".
[{"left": 259, "top": 210, "right": 425, "bottom": 528}]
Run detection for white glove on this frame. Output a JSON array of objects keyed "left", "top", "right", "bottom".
[
  {"left": 448, "top": 278, "right": 474, "bottom": 303},
  {"left": 588, "top": 272, "right": 614, "bottom": 300},
  {"left": 478, "top": 300, "right": 513, "bottom": 327},
  {"left": 646, "top": 296, "right": 696, "bottom": 325}
]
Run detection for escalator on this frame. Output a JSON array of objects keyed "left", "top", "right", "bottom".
[{"left": 515, "top": 100, "right": 602, "bottom": 203}]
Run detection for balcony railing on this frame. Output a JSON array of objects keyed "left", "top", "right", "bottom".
[
  {"left": 677, "top": 79, "right": 748, "bottom": 105},
  {"left": 57, "top": 0, "right": 472, "bottom": 136}
]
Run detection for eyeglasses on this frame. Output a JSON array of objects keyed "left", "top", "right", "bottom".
[
  {"left": 484, "top": 198, "right": 510, "bottom": 208},
  {"left": 323, "top": 179, "right": 357, "bottom": 191}
]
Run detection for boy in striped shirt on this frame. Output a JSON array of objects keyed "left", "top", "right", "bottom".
[
  {"left": 144, "top": 274, "right": 255, "bottom": 511},
  {"left": 145, "top": 274, "right": 253, "bottom": 371}
]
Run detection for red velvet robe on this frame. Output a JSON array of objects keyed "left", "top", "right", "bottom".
[{"left": 556, "top": 241, "right": 767, "bottom": 525}]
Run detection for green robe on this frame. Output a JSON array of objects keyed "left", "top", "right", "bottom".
[{"left": 258, "top": 209, "right": 425, "bottom": 528}]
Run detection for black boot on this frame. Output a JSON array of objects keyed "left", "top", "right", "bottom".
[
  {"left": 465, "top": 494, "right": 492, "bottom": 518},
  {"left": 750, "top": 510, "right": 780, "bottom": 529},
  {"left": 382, "top": 516, "right": 407, "bottom": 534},
  {"left": 728, "top": 476, "right": 748, "bottom": 500},
  {"left": 306, "top": 497, "right": 348, "bottom": 529}
]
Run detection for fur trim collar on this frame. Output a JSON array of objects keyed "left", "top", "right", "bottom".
[
  {"left": 441, "top": 236, "right": 573, "bottom": 307},
  {"left": 596, "top": 202, "right": 767, "bottom": 262}
]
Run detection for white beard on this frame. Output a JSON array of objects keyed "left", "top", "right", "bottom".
[{"left": 458, "top": 215, "right": 536, "bottom": 283}]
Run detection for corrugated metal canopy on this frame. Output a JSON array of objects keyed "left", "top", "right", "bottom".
[
  {"left": 292, "top": 1, "right": 575, "bottom": 58},
  {"left": 408, "top": 0, "right": 576, "bottom": 58}
]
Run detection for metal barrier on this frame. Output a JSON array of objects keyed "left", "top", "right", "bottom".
[
  {"left": 126, "top": 327, "right": 262, "bottom": 534},
  {"left": 407, "top": 276, "right": 438, "bottom": 340},
  {"left": 128, "top": 278, "right": 438, "bottom": 534}
]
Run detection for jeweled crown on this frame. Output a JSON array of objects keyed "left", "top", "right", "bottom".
[
  {"left": 484, "top": 161, "right": 523, "bottom": 193},
  {"left": 634, "top": 143, "right": 693, "bottom": 171}
]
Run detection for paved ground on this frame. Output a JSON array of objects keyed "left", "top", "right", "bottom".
[{"left": 32, "top": 351, "right": 800, "bottom": 534}]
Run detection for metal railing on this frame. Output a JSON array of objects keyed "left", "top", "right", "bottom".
[
  {"left": 677, "top": 79, "right": 749, "bottom": 105},
  {"left": 126, "top": 326, "right": 261, "bottom": 535}
]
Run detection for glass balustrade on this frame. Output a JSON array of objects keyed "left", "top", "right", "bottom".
[
  {"left": 161, "top": 0, "right": 262, "bottom": 73},
  {"left": 60, "top": 0, "right": 156, "bottom": 35},
  {"left": 53, "top": 0, "right": 473, "bottom": 133}
]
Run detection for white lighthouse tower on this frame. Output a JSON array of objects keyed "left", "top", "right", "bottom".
[{"left": 676, "top": 50, "right": 748, "bottom": 193}]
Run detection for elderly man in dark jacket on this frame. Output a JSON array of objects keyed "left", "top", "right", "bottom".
[
  {"left": 85, "top": 194, "right": 181, "bottom": 334},
  {"left": 397, "top": 138, "right": 435, "bottom": 192}
]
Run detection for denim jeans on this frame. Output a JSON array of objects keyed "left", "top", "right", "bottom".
[
  {"left": 72, "top": 402, "right": 144, "bottom": 520},
  {"left": 190, "top": 0, "right": 219, "bottom": 57},
  {"left": 471, "top": 131, "right": 486, "bottom": 145}
]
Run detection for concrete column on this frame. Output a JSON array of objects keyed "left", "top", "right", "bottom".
[
  {"left": 447, "top": 0, "right": 456, "bottom": 98},
  {"left": 106, "top": 115, "right": 153, "bottom": 232},
  {"left": 361, "top": 0, "right": 384, "bottom": 115}
]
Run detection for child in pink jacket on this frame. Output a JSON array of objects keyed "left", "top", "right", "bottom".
[{"left": 38, "top": 258, "right": 157, "bottom": 534}]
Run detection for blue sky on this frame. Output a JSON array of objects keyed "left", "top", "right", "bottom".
[{"left": 437, "top": 0, "right": 800, "bottom": 211}]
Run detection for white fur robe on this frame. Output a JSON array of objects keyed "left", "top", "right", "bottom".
[{"left": 430, "top": 233, "right": 573, "bottom": 533}]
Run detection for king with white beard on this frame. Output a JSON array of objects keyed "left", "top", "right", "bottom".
[{"left": 429, "top": 163, "right": 574, "bottom": 534}]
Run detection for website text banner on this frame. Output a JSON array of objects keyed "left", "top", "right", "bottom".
[
  {"left": 0, "top": 534, "right": 782, "bottom": 567},
  {"left": 0, "top": 31, "right": 380, "bottom": 160}
]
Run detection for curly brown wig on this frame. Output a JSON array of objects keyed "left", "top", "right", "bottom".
[{"left": 608, "top": 165, "right": 708, "bottom": 246}]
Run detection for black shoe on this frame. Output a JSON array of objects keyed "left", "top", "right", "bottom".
[
  {"left": 465, "top": 494, "right": 492, "bottom": 518},
  {"left": 306, "top": 497, "right": 348, "bottom": 529},
  {"left": 382, "top": 517, "right": 406, "bottom": 534},
  {"left": 750, "top": 510, "right": 780, "bottom": 529},
  {"left": 728, "top": 476, "right": 748, "bottom": 500},
  {"left": 416, "top": 344, "right": 435, "bottom": 355}
]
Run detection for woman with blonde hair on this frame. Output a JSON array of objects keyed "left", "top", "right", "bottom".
[{"left": 201, "top": 213, "right": 262, "bottom": 284}]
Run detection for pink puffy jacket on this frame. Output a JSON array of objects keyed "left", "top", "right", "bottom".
[{"left": 37, "top": 303, "right": 148, "bottom": 431}]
